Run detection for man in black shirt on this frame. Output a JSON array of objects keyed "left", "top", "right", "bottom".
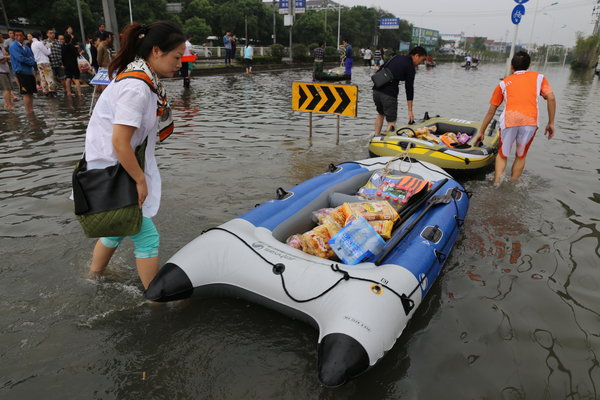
[{"left": 373, "top": 46, "right": 427, "bottom": 135}]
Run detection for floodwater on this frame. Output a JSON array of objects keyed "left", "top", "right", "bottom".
[{"left": 1, "top": 62, "right": 599, "bottom": 399}]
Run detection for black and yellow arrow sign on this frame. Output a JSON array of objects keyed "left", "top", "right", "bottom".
[{"left": 292, "top": 82, "right": 358, "bottom": 117}]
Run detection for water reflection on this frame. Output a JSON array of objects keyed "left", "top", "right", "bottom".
[{"left": 1, "top": 64, "right": 599, "bottom": 398}]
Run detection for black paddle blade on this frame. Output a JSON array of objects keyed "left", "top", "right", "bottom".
[{"left": 427, "top": 194, "right": 453, "bottom": 206}]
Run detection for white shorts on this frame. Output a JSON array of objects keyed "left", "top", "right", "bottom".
[{"left": 499, "top": 125, "right": 538, "bottom": 159}]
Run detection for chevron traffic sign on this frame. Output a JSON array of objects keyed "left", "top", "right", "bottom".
[{"left": 292, "top": 82, "right": 358, "bottom": 117}]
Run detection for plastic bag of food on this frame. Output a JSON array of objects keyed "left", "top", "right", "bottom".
[
  {"left": 286, "top": 234, "right": 304, "bottom": 250},
  {"left": 301, "top": 225, "right": 334, "bottom": 258},
  {"left": 312, "top": 207, "right": 335, "bottom": 224},
  {"left": 341, "top": 200, "right": 399, "bottom": 223},
  {"left": 368, "top": 220, "right": 394, "bottom": 240},
  {"left": 328, "top": 217, "right": 386, "bottom": 265},
  {"left": 321, "top": 215, "right": 343, "bottom": 237},
  {"left": 357, "top": 171, "right": 431, "bottom": 210},
  {"left": 440, "top": 132, "right": 459, "bottom": 147},
  {"left": 456, "top": 132, "right": 471, "bottom": 144}
]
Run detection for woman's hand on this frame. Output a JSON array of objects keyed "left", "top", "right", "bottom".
[{"left": 136, "top": 178, "right": 148, "bottom": 208}]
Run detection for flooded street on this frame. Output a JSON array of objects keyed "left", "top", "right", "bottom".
[{"left": 1, "top": 62, "right": 599, "bottom": 399}]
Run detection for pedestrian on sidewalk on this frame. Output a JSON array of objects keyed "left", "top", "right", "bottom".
[
  {"left": 8, "top": 29, "right": 36, "bottom": 113},
  {"left": 31, "top": 31, "right": 58, "bottom": 97}
]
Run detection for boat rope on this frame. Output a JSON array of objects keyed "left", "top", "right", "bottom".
[
  {"left": 335, "top": 157, "right": 456, "bottom": 181},
  {"left": 202, "top": 188, "right": 467, "bottom": 316},
  {"left": 383, "top": 141, "right": 498, "bottom": 164},
  {"left": 202, "top": 226, "right": 411, "bottom": 306}
]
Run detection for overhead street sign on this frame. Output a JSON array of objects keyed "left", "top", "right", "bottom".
[
  {"left": 292, "top": 82, "right": 358, "bottom": 117},
  {"left": 380, "top": 18, "right": 400, "bottom": 30}
]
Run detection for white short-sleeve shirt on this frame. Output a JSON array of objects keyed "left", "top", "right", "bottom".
[{"left": 84, "top": 78, "right": 161, "bottom": 218}]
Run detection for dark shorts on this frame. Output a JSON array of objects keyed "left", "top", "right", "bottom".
[
  {"left": 16, "top": 73, "right": 37, "bottom": 95},
  {"left": 373, "top": 89, "right": 398, "bottom": 123},
  {"left": 52, "top": 66, "right": 65, "bottom": 80},
  {"left": 64, "top": 70, "right": 80, "bottom": 80},
  {"left": 244, "top": 58, "right": 253, "bottom": 67}
]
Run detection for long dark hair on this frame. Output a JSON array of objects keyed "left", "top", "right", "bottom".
[{"left": 109, "top": 21, "right": 185, "bottom": 78}]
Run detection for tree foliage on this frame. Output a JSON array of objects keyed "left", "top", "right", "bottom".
[
  {"left": 4, "top": 0, "right": 420, "bottom": 50},
  {"left": 571, "top": 32, "right": 600, "bottom": 69}
]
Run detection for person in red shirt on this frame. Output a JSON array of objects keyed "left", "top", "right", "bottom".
[{"left": 474, "top": 51, "right": 556, "bottom": 185}]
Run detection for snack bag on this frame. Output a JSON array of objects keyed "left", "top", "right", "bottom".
[
  {"left": 341, "top": 201, "right": 399, "bottom": 223},
  {"left": 321, "top": 215, "right": 343, "bottom": 237},
  {"left": 312, "top": 207, "right": 335, "bottom": 224},
  {"left": 440, "top": 132, "right": 459, "bottom": 147},
  {"left": 286, "top": 234, "right": 304, "bottom": 250},
  {"left": 328, "top": 217, "right": 386, "bottom": 265},
  {"left": 368, "top": 220, "right": 394, "bottom": 240},
  {"left": 301, "top": 225, "right": 334, "bottom": 258}
]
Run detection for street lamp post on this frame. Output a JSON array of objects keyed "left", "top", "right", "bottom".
[
  {"left": 336, "top": 1, "right": 341, "bottom": 47},
  {"left": 528, "top": 1, "right": 559, "bottom": 51},
  {"left": 417, "top": 9, "right": 432, "bottom": 46}
]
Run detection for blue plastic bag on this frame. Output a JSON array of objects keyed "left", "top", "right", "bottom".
[{"left": 328, "top": 217, "right": 386, "bottom": 265}]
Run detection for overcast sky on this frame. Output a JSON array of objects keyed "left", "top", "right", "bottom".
[{"left": 336, "top": 0, "right": 598, "bottom": 47}]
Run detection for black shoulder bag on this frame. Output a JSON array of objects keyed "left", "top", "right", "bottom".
[
  {"left": 371, "top": 55, "right": 398, "bottom": 89},
  {"left": 72, "top": 138, "right": 148, "bottom": 238}
]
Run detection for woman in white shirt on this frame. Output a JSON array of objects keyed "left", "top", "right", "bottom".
[
  {"left": 31, "top": 32, "right": 58, "bottom": 96},
  {"left": 85, "top": 21, "right": 185, "bottom": 289}
]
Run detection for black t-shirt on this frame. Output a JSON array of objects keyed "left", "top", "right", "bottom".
[{"left": 373, "top": 55, "right": 416, "bottom": 101}]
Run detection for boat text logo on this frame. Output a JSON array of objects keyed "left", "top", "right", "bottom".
[{"left": 252, "top": 241, "right": 296, "bottom": 260}]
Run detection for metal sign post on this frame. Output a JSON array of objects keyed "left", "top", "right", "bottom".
[
  {"left": 88, "top": 68, "right": 111, "bottom": 114},
  {"left": 292, "top": 81, "right": 358, "bottom": 143},
  {"left": 506, "top": 1, "right": 528, "bottom": 77}
]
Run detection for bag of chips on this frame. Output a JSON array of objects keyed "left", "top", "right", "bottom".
[
  {"left": 341, "top": 201, "right": 399, "bottom": 223},
  {"left": 301, "top": 225, "right": 334, "bottom": 258}
]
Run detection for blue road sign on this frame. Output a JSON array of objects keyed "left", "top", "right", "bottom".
[
  {"left": 279, "top": 0, "right": 289, "bottom": 14},
  {"left": 379, "top": 18, "right": 400, "bottom": 30},
  {"left": 89, "top": 68, "right": 111, "bottom": 86},
  {"left": 511, "top": 4, "right": 525, "bottom": 24},
  {"left": 514, "top": 0, "right": 529, "bottom": 3}
]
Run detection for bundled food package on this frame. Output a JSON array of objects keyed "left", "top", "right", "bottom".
[
  {"left": 312, "top": 208, "right": 335, "bottom": 224},
  {"left": 456, "top": 132, "right": 471, "bottom": 144},
  {"left": 341, "top": 200, "right": 399, "bottom": 223},
  {"left": 440, "top": 132, "right": 459, "bottom": 147},
  {"left": 286, "top": 234, "right": 304, "bottom": 250},
  {"left": 301, "top": 225, "right": 334, "bottom": 258},
  {"left": 328, "top": 217, "right": 386, "bottom": 265},
  {"left": 368, "top": 220, "right": 394, "bottom": 240},
  {"left": 415, "top": 127, "right": 441, "bottom": 144},
  {"left": 357, "top": 171, "right": 432, "bottom": 211}
]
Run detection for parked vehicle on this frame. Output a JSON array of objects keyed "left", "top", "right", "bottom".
[{"left": 190, "top": 45, "right": 213, "bottom": 57}]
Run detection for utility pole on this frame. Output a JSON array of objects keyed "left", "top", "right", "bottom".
[
  {"left": 0, "top": 0, "right": 10, "bottom": 30},
  {"left": 289, "top": 0, "right": 294, "bottom": 62},
  {"left": 75, "top": 0, "right": 86, "bottom": 47},
  {"left": 102, "top": 0, "right": 120, "bottom": 51},
  {"left": 272, "top": 0, "right": 276, "bottom": 44}
]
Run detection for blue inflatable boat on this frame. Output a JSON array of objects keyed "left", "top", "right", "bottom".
[{"left": 145, "top": 157, "right": 470, "bottom": 387}]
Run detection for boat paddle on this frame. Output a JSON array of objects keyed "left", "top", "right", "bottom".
[{"left": 374, "top": 182, "right": 451, "bottom": 267}]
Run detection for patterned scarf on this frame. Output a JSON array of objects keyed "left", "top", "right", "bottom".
[{"left": 115, "top": 57, "right": 174, "bottom": 142}]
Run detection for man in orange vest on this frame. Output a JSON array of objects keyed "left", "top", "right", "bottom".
[{"left": 474, "top": 51, "right": 556, "bottom": 185}]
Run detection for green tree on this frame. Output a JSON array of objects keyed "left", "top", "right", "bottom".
[
  {"left": 183, "top": 16, "right": 212, "bottom": 43},
  {"left": 472, "top": 36, "right": 486, "bottom": 52},
  {"left": 571, "top": 32, "right": 600, "bottom": 69}
]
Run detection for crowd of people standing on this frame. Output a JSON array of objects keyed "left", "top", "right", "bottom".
[{"left": 1, "top": 24, "right": 113, "bottom": 112}]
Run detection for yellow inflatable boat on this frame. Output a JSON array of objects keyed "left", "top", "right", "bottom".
[{"left": 369, "top": 114, "right": 499, "bottom": 173}]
